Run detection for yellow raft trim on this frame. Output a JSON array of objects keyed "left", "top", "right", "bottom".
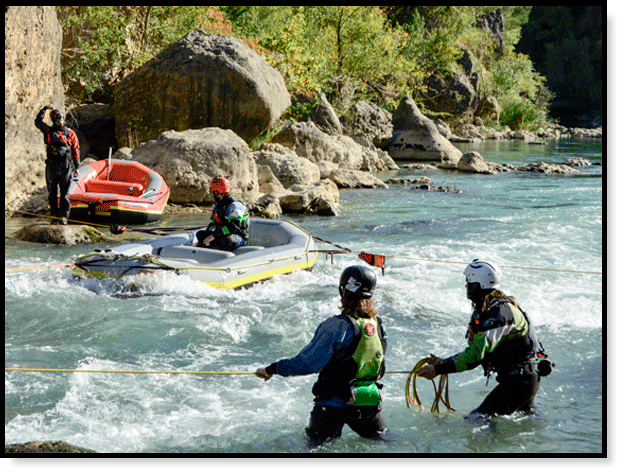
[{"left": 72, "top": 243, "right": 319, "bottom": 290}]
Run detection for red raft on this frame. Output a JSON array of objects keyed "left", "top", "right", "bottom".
[{"left": 69, "top": 159, "right": 170, "bottom": 224}]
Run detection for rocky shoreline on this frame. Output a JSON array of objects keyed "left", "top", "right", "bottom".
[
  {"left": 6, "top": 15, "right": 601, "bottom": 245},
  {"left": 6, "top": 95, "right": 601, "bottom": 237}
]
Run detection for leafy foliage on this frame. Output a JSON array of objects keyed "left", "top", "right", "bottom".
[{"left": 57, "top": 6, "right": 600, "bottom": 130}]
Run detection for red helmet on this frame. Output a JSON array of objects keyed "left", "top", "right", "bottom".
[{"left": 210, "top": 176, "right": 230, "bottom": 193}]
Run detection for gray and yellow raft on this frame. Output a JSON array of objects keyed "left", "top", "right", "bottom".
[{"left": 71, "top": 219, "right": 318, "bottom": 289}]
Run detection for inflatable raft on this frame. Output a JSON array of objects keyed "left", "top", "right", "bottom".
[
  {"left": 71, "top": 219, "right": 318, "bottom": 289},
  {"left": 69, "top": 158, "right": 169, "bottom": 224}
]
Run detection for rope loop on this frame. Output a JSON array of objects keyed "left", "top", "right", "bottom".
[{"left": 405, "top": 357, "right": 454, "bottom": 413}]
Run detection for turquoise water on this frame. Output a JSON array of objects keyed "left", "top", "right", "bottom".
[{"left": 5, "top": 138, "right": 603, "bottom": 454}]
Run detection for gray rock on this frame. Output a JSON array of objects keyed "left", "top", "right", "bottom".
[
  {"left": 5, "top": 6, "right": 64, "bottom": 210},
  {"left": 129, "top": 128, "right": 259, "bottom": 204},
  {"left": 115, "top": 30, "right": 290, "bottom": 147},
  {"left": 386, "top": 96, "right": 463, "bottom": 163}
]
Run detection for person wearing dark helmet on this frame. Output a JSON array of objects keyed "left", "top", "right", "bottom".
[
  {"left": 196, "top": 177, "right": 249, "bottom": 251},
  {"left": 255, "top": 265, "right": 389, "bottom": 447},
  {"left": 418, "top": 259, "right": 552, "bottom": 418},
  {"left": 35, "top": 104, "right": 80, "bottom": 225}
]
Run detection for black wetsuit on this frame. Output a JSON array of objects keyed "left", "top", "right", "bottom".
[
  {"left": 34, "top": 107, "right": 80, "bottom": 220},
  {"left": 265, "top": 313, "right": 389, "bottom": 446},
  {"left": 434, "top": 296, "right": 541, "bottom": 416},
  {"left": 196, "top": 194, "right": 249, "bottom": 251}
]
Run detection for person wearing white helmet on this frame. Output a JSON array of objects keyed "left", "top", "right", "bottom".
[
  {"left": 255, "top": 265, "right": 389, "bottom": 447},
  {"left": 418, "top": 259, "right": 552, "bottom": 417}
]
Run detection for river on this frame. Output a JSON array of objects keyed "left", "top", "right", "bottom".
[{"left": 5, "top": 138, "right": 603, "bottom": 454}]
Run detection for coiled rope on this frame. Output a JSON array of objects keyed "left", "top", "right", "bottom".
[{"left": 405, "top": 357, "right": 454, "bottom": 413}]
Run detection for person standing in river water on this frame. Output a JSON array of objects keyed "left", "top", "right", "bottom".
[
  {"left": 417, "top": 259, "right": 552, "bottom": 418},
  {"left": 255, "top": 265, "right": 389, "bottom": 447},
  {"left": 34, "top": 104, "right": 80, "bottom": 225}
]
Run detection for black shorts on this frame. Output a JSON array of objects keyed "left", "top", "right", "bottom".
[{"left": 305, "top": 404, "right": 387, "bottom": 446}]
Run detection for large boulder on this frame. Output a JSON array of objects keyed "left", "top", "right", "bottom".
[
  {"left": 114, "top": 30, "right": 290, "bottom": 147},
  {"left": 329, "top": 169, "right": 388, "bottom": 189},
  {"left": 421, "top": 50, "right": 480, "bottom": 118},
  {"left": 457, "top": 151, "right": 495, "bottom": 174},
  {"left": 253, "top": 144, "right": 320, "bottom": 188},
  {"left": 14, "top": 224, "right": 109, "bottom": 245},
  {"left": 277, "top": 179, "right": 341, "bottom": 216},
  {"left": 5, "top": 6, "right": 64, "bottom": 209},
  {"left": 302, "top": 93, "right": 342, "bottom": 135},
  {"left": 272, "top": 121, "right": 393, "bottom": 171},
  {"left": 128, "top": 128, "right": 259, "bottom": 205},
  {"left": 340, "top": 101, "right": 394, "bottom": 147},
  {"left": 386, "top": 96, "right": 463, "bottom": 163}
]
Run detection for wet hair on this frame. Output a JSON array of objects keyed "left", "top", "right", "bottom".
[
  {"left": 340, "top": 293, "right": 377, "bottom": 319},
  {"left": 478, "top": 289, "right": 517, "bottom": 314}
]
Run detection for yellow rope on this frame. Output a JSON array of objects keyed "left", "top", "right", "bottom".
[
  {"left": 5, "top": 367, "right": 254, "bottom": 376},
  {"left": 5, "top": 208, "right": 112, "bottom": 229},
  {"left": 5, "top": 264, "right": 70, "bottom": 274},
  {"left": 383, "top": 255, "right": 602, "bottom": 275},
  {"left": 405, "top": 358, "right": 454, "bottom": 413}
]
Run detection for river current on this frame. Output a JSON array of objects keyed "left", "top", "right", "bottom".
[{"left": 5, "top": 138, "right": 603, "bottom": 454}]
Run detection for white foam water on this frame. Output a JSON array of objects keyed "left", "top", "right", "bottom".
[{"left": 5, "top": 138, "right": 602, "bottom": 453}]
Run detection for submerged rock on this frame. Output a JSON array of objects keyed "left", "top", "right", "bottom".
[
  {"left": 5, "top": 440, "right": 96, "bottom": 454},
  {"left": 14, "top": 224, "right": 109, "bottom": 245}
]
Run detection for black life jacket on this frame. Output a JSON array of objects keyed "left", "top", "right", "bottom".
[
  {"left": 209, "top": 194, "right": 249, "bottom": 241},
  {"left": 46, "top": 126, "right": 72, "bottom": 161},
  {"left": 468, "top": 297, "right": 540, "bottom": 373}
]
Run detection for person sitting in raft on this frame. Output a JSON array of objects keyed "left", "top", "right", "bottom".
[
  {"left": 417, "top": 259, "right": 553, "bottom": 418},
  {"left": 255, "top": 265, "right": 389, "bottom": 447},
  {"left": 196, "top": 177, "right": 249, "bottom": 251}
]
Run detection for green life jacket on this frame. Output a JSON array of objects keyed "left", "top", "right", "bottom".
[
  {"left": 348, "top": 315, "right": 385, "bottom": 405},
  {"left": 311, "top": 313, "right": 386, "bottom": 406}
]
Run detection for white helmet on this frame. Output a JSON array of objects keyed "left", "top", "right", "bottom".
[{"left": 463, "top": 259, "right": 501, "bottom": 290}]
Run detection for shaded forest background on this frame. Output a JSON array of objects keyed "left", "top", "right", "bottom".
[{"left": 58, "top": 6, "right": 602, "bottom": 131}]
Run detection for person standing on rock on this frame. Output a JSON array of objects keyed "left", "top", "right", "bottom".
[
  {"left": 255, "top": 265, "right": 389, "bottom": 447},
  {"left": 35, "top": 104, "right": 80, "bottom": 225},
  {"left": 196, "top": 177, "right": 249, "bottom": 251}
]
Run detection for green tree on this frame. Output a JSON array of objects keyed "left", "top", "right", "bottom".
[
  {"left": 227, "top": 6, "right": 410, "bottom": 109},
  {"left": 59, "top": 6, "right": 234, "bottom": 101}
]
